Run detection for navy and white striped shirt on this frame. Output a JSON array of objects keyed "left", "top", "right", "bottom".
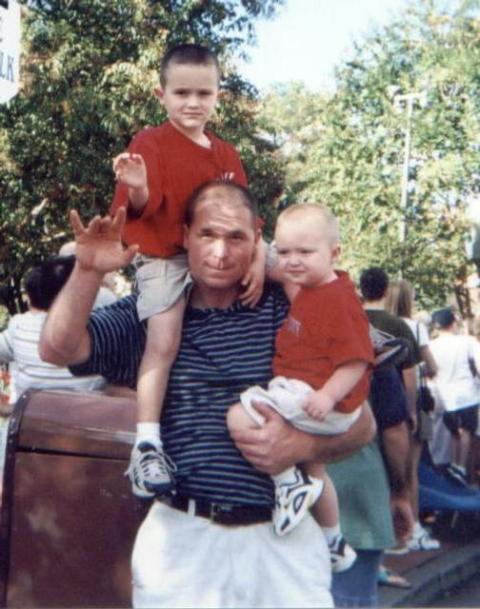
[{"left": 71, "top": 284, "right": 289, "bottom": 506}]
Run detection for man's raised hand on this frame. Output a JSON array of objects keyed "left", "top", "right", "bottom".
[{"left": 69, "top": 208, "right": 139, "bottom": 275}]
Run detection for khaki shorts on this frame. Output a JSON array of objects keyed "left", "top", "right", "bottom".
[
  {"left": 134, "top": 253, "right": 192, "bottom": 321},
  {"left": 240, "top": 376, "right": 362, "bottom": 435}
]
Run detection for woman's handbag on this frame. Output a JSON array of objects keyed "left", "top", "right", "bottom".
[
  {"left": 415, "top": 322, "right": 435, "bottom": 413},
  {"left": 417, "top": 372, "right": 435, "bottom": 413}
]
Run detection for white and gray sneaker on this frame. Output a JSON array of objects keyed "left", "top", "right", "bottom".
[
  {"left": 273, "top": 469, "right": 324, "bottom": 536},
  {"left": 328, "top": 534, "right": 357, "bottom": 572},
  {"left": 125, "top": 442, "right": 176, "bottom": 499},
  {"left": 407, "top": 526, "right": 440, "bottom": 551}
]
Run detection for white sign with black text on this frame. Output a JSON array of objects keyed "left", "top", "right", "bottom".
[{"left": 0, "top": 0, "right": 21, "bottom": 104}]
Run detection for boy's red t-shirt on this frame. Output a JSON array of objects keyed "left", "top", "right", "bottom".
[
  {"left": 110, "top": 121, "right": 248, "bottom": 257},
  {"left": 273, "top": 271, "right": 374, "bottom": 414}
]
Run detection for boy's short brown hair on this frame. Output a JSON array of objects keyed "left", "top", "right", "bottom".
[{"left": 160, "top": 43, "right": 220, "bottom": 86}]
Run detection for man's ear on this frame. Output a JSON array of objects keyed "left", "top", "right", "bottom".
[
  {"left": 183, "top": 224, "right": 190, "bottom": 250},
  {"left": 154, "top": 85, "right": 164, "bottom": 103}
]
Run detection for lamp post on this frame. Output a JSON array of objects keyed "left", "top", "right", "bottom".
[
  {"left": 391, "top": 91, "right": 426, "bottom": 277},
  {"left": 394, "top": 91, "right": 426, "bottom": 247}
]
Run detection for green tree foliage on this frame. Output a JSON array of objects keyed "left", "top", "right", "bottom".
[
  {"left": 0, "top": 0, "right": 285, "bottom": 312},
  {"left": 260, "top": 0, "right": 479, "bottom": 309},
  {"left": 257, "top": 81, "right": 327, "bottom": 201}
]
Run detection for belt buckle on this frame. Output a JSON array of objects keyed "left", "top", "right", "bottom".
[{"left": 210, "top": 502, "right": 235, "bottom": 525}]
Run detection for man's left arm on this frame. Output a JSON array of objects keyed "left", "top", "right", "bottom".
[{"left": 230, "top": 400, "right": 376, "bottom": 476}]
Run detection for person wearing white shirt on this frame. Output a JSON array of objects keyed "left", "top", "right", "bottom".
[
  {"left": 0, "top": 256, "right": 105, "bottom": 403},
  {"left": 429, "top": 307, "right": 480, "bottom": 485}
]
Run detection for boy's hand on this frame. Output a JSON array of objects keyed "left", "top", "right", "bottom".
[
  {"left": 302, "top": 390, "right": 335, "bottom": 421},
  {"left": 113, "top": 152, "right": 147, "bottom": 190},
  {"left": 70, "top": 208, "right": 139, "bottom": 275},
  {"left": 240, "top": 253, "right": 265, "bottom": 308}
]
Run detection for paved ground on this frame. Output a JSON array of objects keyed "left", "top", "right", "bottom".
[
  {"left": 431, "top": 572, "right": 480, "bottom": 607},
  {"left": 379, "top": 536, "right": 480, "bottom": 607}
]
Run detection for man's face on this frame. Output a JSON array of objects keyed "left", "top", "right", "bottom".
[
  {"left": 184, "top": 186, "right": 259, "bottom": 295},
  {"left": 155, "top": 62, "right": 219, "bottom": 137}
]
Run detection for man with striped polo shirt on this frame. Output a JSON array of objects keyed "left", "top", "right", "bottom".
[{"left": 40, "top": 181, "right": 375, "bottom": 608}]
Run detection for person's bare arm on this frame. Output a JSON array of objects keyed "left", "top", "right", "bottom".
[
  {"left": 230, "top": 400, "right": 376, "bottom": 475},
  {"left": 0, "top": 328, "right": 13, "bottom": 364},
  {"left": 303, "top": 360, "right": 368, "bottom": 420},
  {"left": 402, "top": 365, "right": 417, "bottom": 428},
  {"left": 380, "top": 420, "right": 415, "bottom": 543},
  {"left": 240, "top": 237, "right": 267, "bottom": 307},
  {"left": 380, "top": 421, "right": 412, "bottom": 497},
  {"left": 112, "top": 152, "right": 149, "bottom": 212},
  {"left": 39, "top": 209, "right": 138, "bottom": 366},
  {"left": 420, "top": 345, "right": 437, "bottom": 378}
]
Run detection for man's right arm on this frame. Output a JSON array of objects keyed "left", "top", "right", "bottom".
[
  {"left": 231, "top": 400, "right": 376, "bottom": 476},
  {"left": 39, "top": 264, "right": 102, "bottom": 365},
  {"left": 39, "top": 209, "right": 138, "bottom": 367}
]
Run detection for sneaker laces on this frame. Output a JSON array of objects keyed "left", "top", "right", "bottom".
[{"left": 126, "top": 444, "right": 177, "bottom": 481}]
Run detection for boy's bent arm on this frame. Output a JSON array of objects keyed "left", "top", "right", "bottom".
[
  {"left": 303, "top": 360, "right": 368, "bottom": 420},
  {"left": 231, "top": 400, "right": 376, "bottom": 476}
]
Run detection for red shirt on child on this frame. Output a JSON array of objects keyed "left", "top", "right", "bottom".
[
  {"left": 110, "top": 122, "right": 247, "bottom": 257},
  {"left": 273, "top": 271, "right": 374, "bottom": 414}
]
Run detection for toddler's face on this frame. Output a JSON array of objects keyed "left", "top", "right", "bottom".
[
  {"left": 275, "top": 218, "right": 339, "bottom": 288},
  {"left": 157, "top": 62, "right": 219, "bottom": 137}
]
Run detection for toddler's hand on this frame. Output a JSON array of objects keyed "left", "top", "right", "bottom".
[
  {"left": 240, "top": 256, "right": 265, "bottom": 308},
  {"left": 302, "top": 390, "right": 336, "bottom": 421},
  {"left": 113, "top": 152, "right": 147, "bottom": 190}
]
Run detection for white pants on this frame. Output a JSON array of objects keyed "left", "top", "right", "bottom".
[
  {"left": 240, "top": 376, "right": 361, "bottom": 435},
  {"left": 132, "top": 501, "right": 333, "bottom": 608}
]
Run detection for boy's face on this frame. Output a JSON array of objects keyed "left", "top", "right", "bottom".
[
  {"left": 275, "top": 215, "right": 340, "bottom": 288},
  {"left": 155, "top": 62, "right": 219, "bottom": 138}
]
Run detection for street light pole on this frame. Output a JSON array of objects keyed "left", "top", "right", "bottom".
[{"left": 394, "top": 91, "right": 425, "bottom": 272}]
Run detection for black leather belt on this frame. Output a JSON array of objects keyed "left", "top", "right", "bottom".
[{"left": 163, "top": 493, "right": 272, "bottom": 527}]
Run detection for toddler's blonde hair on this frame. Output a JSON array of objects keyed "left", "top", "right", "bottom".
[{"left": 276, "top": 203, "right": 340, "bottom": 246}]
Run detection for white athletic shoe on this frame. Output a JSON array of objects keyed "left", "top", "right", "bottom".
[
  {"left": 125, "top": 442, "right": 176, "bottom": 499},
  {"left": 328, "top": 534, "right": 357, "bottom": 573},
  {"left": 407, "top": 526, "right": 440, "bottom": 551},
  {"left": 273, "top": 469, "right": 324, "bottom": 536}
]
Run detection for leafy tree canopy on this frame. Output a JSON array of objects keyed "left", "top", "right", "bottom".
[{"left": 259, "top": 0, "right": 480, "bottom": 311}]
